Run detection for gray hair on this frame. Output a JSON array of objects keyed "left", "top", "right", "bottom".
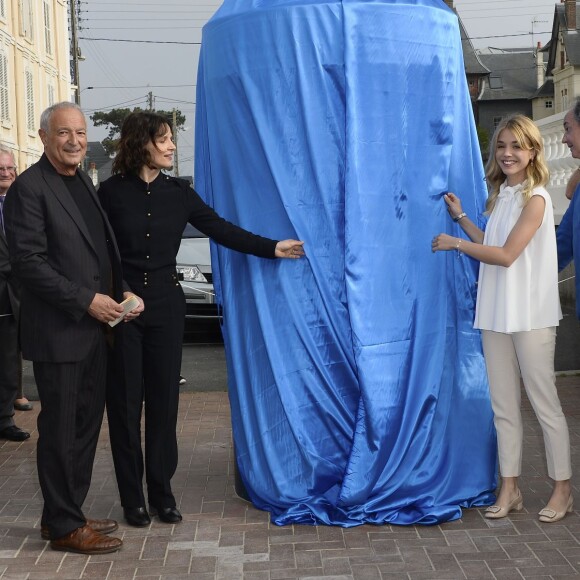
[
  {"left": 0, "top": 144, "right": 16, "bottom": 170},
  {"left": 39, "top": 102, "right": 84, "bottom": 132},
  {"left": 573, "top": 98, "right": 580, "bottom": 125}
]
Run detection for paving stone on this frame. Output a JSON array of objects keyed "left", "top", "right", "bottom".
[{"left": 0, "top": 384, "right": 578, "bottom": 579}]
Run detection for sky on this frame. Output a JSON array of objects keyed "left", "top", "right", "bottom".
[{"left": 77, "top": 0, "right": 560, "bottom": 176}]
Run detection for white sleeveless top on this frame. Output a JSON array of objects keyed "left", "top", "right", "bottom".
[{"left": 473, "top": 182, "right": 562, "bottom": 333}]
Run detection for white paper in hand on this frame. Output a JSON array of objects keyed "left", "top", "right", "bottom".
[{"left": 108, "top": 295, "right": 140, "bottom": 327}]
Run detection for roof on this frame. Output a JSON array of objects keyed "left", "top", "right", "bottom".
[
  {"left": 479, "top": 50, "right": 538, "bottom": 101},
  {"left": 548, "top": 4, "right": 580, "bottom": 68},
  {"left": 86, "top": 141, "right": 112, "bottom": 170},
  {"left": 532, "top": 78, "right": 554, "bottom": 99},
  {"left": 458, "top": 16, "right": 489, "bottom": 75}
]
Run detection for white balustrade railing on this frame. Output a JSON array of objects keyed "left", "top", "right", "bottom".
[
  {"left": 536, "top": 113, "right": 576, "bottom": 306},
  {"left": 536, "top": 111, "right": 574, "bottom": 224}
]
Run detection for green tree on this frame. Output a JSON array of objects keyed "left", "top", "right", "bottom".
[
  {"left": 90, "top": 107, "right": 186, "bottom": 155},
  {"left": 476, "top": 125, "right": 490, "bottom": 162}
]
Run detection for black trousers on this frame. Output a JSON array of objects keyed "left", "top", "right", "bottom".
[
  {"left": 0, "top": 315, "right": 20, "bottom": 430},
  {"left": 34, "top": 329, "right": 107, "bottom": 540},
  {"left": 107, "top": 283, "right": 185, "bottom": 509}
]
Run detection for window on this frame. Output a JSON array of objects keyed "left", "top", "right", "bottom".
[
  {"left": 489, "top": 76, "right": 503, "bottom": 89},
  {"left": 19, "top": 0, "right": 33, "bottom": 40},
  {"left": 0, "top": 49, "right": 8, "bottom": 122},
  {"left": 25, "top": 68, "right": 34, "bottom": 132},
  {"left": 545, "top": 100, "right": 553, "bottom": 109},
  {"left": 493, "top": 116, "right": 503, "bottom": 129},
  {"left": 563, "top": 89, "right": 569, "bottom": 110},
  {"left": 43, "top": 0, "right": 53, "bottom": 55},
  {"left": 47, "top": 82, "right": 55, "bottom": 107}
]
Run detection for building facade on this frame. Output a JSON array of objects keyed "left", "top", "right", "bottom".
[{"left": 0, "top": 0, "right": 71, "bottom": 171}]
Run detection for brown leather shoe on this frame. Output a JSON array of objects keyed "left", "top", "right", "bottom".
[
  {"left": 50, "top": 524, "right": 122, "bottom": 555},
  {"left": 41, "top": 518, "right": 118, "bottom": 540}
]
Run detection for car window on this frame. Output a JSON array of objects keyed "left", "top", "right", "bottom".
[{"left": 182, "top": 223, "right": 208, "bottom": 239}]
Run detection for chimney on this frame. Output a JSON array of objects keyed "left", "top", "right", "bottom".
[
  {"left": 536, "top": 42, "right": 544, "bottom": 88},
  {"left": 566, "top": 0, "right": 577, "bottom": 30}
]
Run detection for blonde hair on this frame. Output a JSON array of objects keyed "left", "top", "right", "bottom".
[{"left": 484, "top": 114, "right": 549, "bottom": 214}]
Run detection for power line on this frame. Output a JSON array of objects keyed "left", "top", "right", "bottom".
[
  {"left": 84, "top": 1, "right": 220, "bottom": 4},
  {"left": 458, "top": 3, "right": 553, "bottom": 11},
  {"left": 85, "top": 17, "right": 209, "bottom": 21},
  {"left": 457, "top": 0, "right": 553, "bottom": 5},
  {"left": 155, "top": 96, "right": 197, "bottom": 105},
  {"left": 470, "top": 31, "right": 550, "bottom": 40},
  {"left": 461, "top": 12, "right": 552, "bottom": 20},
  {"left": 83, "top": 96, "right": 148, "bottom": 113},
  {"left": 80, "top": 37, "right": 201, "bottom": 44},
  {"left": 81, "top": 31, "right": 551, "bottom": 45},
  {"left": 85, "top": 84, "right": 196, "bottom": 89},
  {"left": 84, "top": 9, "right": 216, "bottom": 13},
  {"left": 84, "top": 27, "right": 204, "bottom": 30}
]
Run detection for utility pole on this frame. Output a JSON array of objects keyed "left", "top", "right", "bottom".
[
  {"left": 147, "top": 91, "right": 154, "bottom": 110},
  {"left": 172, "top": 108, "right": 179, "bottom": 177},
  {"left": 70, "top": 0, "right": 81, "bottom": 105}
]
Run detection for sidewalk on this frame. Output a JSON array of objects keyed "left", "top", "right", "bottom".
[{"left": 1, "top": 377, "right": 580, "bottom": 580}]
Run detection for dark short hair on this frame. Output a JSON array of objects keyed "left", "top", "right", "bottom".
[{"left": 112, "top": 111, "right": 173, "bottom": 176}]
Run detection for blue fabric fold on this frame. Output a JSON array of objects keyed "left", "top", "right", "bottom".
[{"left": 195, "top": 0, "right": 497, "bottom": 526}]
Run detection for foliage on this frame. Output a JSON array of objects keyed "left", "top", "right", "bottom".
[
  {"left": 90, "top": 107, "right": 186, "bottom": 155},
  {"left": 476, "top": 125, "right": 490, "bottom": 161}
]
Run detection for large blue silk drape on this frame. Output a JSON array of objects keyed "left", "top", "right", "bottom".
[{"left": 194, "top": 0, "right": 497, "bottom": 526}]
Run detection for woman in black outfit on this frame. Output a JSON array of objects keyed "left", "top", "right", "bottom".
[{"left": 99, "top": 111, "right": 304, "bottom": 527}]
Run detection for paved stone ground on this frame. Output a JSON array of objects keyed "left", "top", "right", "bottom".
[{"left": 1, "top": 377, "right": 580, "bottom": 579}]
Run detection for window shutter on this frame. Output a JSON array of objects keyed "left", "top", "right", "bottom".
[
  {"left": 43, "top": 1, "right": 52, "bottom": 55},
  {"left": 0, "top": 51, "right": 8, "bottom": 121},
  {"left": 19, "top": 0, "right": 33, "bottom": 40},
  {"left": 25, "top": 69, "right": 34, "bottom": 131}
]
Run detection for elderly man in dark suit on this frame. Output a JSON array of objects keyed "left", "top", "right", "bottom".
[
  {"left": 0, "top": 145, "right": 29, "bottom": 442},
  {"left": 4, "top": 102, "right": 143, "bottom": 555}
]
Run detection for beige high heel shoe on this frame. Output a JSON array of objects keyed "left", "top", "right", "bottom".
[
  {"left": 538, "top": 496, "right": 573, "bottom": 523},
  {"left": 484, "top": 489, "right": 523, "bottom": 519}
]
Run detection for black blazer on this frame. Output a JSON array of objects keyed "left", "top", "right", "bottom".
[
  {"left": 0, "top": 220, "right": 19, "bottom": 317},
  {"left": 4, "top": 155, "right": 126, "bottom": 362}
]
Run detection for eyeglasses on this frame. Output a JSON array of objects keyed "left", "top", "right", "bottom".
[{"left": 0, "top": 166, "right": 16, "bottom": 173}]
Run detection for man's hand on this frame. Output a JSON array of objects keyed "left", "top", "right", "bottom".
[
  {"left": 123, "top": 292, "right": 144, "bottom": 322},
  {"left": 88, "top": 293, "right": 124, "bottom": 323},
  {"left": 275, "top": 240, "right": 305, "bottom": 259}
]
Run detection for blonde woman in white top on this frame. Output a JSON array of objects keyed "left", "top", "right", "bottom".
[{"left": 432, "top": 115, "right": 572, "bottom": 523}]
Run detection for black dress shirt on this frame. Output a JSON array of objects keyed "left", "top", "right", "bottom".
[{"left": 98, "top": 173, "right": 278, "bottom": 287}]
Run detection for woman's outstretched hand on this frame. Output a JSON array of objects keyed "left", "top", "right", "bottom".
[
  {"left": 275, "top": 240, "right": 305, "bottom": 259},
  {"left": 432, "top": 233, "right": 460, "bottom": 253},
  {"left": 444, "top": 192, "right": 463, "bottom": 220}
]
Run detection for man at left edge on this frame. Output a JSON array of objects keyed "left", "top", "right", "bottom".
[{"left": 4, "top": 101, "right": 144, "bottom": 555}]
